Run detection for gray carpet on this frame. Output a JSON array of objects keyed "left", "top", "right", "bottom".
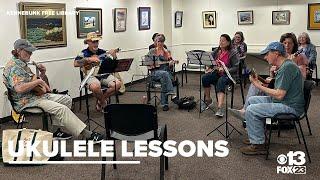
[{"left": 1, "top": 71, "right": 319, "bottom": 180}]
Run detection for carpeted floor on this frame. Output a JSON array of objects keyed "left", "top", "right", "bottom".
[{"left": 1, "top": 70, "right": 319, "bottom": 180}]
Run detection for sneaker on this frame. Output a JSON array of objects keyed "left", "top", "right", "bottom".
[
  {"left": 200, "top": 99, "right": 213, "bottom": 112},
  {"left": 215, "top": 108, "right": 224, "bottom": 117},
  {"left": 228, "top": 108, "right": 245, "bottom": 122},
  {"left": 171, "top": 96, "right": 179, "bottom": 104},
  {"left": 240, "top": 144, "right": 267, "bottom": 155},
  {"left": 87, "top": 132, "right": 104, "bottom": 144},
  {"left": 49, "top": 153, "right": 64, "bottom": 161},
  {"left": 53, "top": 128, "right": 73, "bottom": 140},
  {"left": 163, "top": 105, "right": 169, "bottom": 111}
]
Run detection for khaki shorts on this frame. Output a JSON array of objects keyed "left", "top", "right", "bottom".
[{"left": 86, "top": 74, "right": 118, "bottom": 88}]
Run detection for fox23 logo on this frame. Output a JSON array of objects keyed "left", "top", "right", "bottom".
[{"left": 277, "top": 151, "right": 306, "bottom": 174}]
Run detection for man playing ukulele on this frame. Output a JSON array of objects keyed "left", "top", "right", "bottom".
[
  {"left": 3, "top": 39, "right": 103, "bottom": 142},
  {"left": 74, "top": 32, "right": 121, "bottom": 111}
]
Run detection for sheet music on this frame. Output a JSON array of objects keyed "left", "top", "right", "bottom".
[
  {"left": 186, "top": 51, "right": 215, "bottom": 66},
  {"left": 79, "top": 67, "right": 95, "bottom": 91},
  {"left": 217, "top": 60, "right": 236, "bottom": 84},
  {"left": 141, "top": 55, "right": 162, "bottom": 66}
]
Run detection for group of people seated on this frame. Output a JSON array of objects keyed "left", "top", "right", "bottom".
[{"left": 2, "top": 30, "right": 317, "bottom": 156}]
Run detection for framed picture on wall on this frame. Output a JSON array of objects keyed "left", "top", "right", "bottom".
[
  {"left": 202, "top": 11, "right": 216, "bottom": 28},
  {"left": 114, "top": 8, "right": 127, "bottom": 32},
  {"left": 308, "top": 3, "right": 320, "bottom": 30},
  {"left": 237, "top": 10, "right": 253, "bottom": 25},
  {"left": 19, "top": 2, "right": 67, "bottom": 49},
  {"left": 272, "top": 10, "right": 290, "bottom": 25},
  {"left": 175, "top": 11, "right": 183, "bottom": 28},
  {"left": 138, "top": 7, "right": 151, "bottom": 30},
  {"left": 76, "top": 8, "right": 102, "bottom": 38}
]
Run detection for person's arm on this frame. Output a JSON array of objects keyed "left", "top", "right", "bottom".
[
  {"left": 308, "top": 44, "right": 317, "bottom": 66},
  {"left": 250, "top": 76, "right": 286, "bottom": 100},
  {"left": 14, "top": 79, "right": 47, "bottom": 94}
]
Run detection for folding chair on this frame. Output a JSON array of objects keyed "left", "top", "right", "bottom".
[
  {"left": 101, "top": 104, "right": 168, "bottom": 180},
  {"left": 265, "top": 80, "right": 315, "bottom": 163}
]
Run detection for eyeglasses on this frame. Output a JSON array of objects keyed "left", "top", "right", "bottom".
[
  {"left": 88, "top": 40, "right": 99, "bottom": 44},
  {"left": 23, "top": 49, "right": 32, "bottom": 55}
]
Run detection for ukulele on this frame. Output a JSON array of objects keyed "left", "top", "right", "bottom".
[
  {"left": 29, "top": 61, "right": 48, "bottom": 96},
  {"left": 82, "top": 48, "right": 121, "bottom": 74},
  {"left": 144, "top": 59, "right": 179, "bottom": 70}
]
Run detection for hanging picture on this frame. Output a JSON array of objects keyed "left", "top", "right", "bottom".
[
  {"left": 202, "top": 11, "right": 216, "bottom": 28},
  {"left": 76, "top": 8, "right": 102, "bottom": 38},
  {"left": 138, "top": 7, "right": 151, "bottom": 30},
  {"left": 114, "top": 8, "right": 127, "bottom": 32},
  {"left": 272, "top": 10, "right": 290, "bottom": 25},
  {"left": 175, "top": 11, "right": 183, "bottom": 28},
  {"left": 19, "top": 2, "right": 67, "bottom": 49},
  {"left": 237, "top": 10, "right": 254, "bottom": 25},
  {"left": 308, "top": 3, "right": 320, "bottom": 30}
]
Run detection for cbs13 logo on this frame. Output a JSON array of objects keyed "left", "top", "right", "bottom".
[{"left": 277, "top": 151, "right": 306, "bottom": 174}]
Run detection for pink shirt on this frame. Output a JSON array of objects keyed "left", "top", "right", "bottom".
[{"left": 216, "top": 50, "right": 230, "bottom": 66}]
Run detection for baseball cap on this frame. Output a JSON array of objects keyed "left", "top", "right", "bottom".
[
  {"left": 260, "top": 41, "right": 285, "bottom": 56},
  {"left": 14, "top": 39, "right": 37, "bottom": 52},
  {"left": 84, "top": 32, "right": 102, "bottom": 43}
]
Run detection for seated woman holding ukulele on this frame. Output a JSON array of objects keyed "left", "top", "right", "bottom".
[
  {"left": 201, "top": 34, "right": 240, "bottom": 117},
  {"left": 147, "top": 34, "right": 179, "bottom": 111}
]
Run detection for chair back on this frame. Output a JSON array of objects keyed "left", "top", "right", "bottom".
[
  {"left": 104, "top": 104, "right": 158, "bottom": 139},
  {"left": 303, "top": 80, "right": 316, "bottom": 112},
  {"left": 3, "top": 75, "right": 19, "bottom": 113}
]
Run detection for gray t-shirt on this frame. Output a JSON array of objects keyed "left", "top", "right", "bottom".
[{"left": 273, "top": 59, "right": 305, "bottom": 115}]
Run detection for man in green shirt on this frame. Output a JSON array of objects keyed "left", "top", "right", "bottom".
[{"left": 240, "top": 41, "right": 304, "bottom": 155}]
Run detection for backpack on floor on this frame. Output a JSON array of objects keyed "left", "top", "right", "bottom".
[{"left": 177, "top": 96, "right": 196, "bottom": 110}]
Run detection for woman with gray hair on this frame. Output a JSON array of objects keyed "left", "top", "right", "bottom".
[{"left": 298, "top": 32, "right": 317, "bottom": 78}]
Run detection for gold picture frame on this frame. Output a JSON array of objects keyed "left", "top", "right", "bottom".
[
  {"left": 202, "top": 11, "right": 216, "bottom": 28},
  {"left": 19, "top": 2, "right": 67, "bottom": 49},
  {"left": 308, "top": 3, "right": 320, "bottom": 30}
]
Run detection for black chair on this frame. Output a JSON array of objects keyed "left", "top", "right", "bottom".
[
  {"left": 101, "top": 104, "right": 168, "bottom": 180},
  {"left": 307, "top": 63, "right": 318, "bottom": 86},
  {"left": 265, "top": 80, "right": 315, "bottom": 163},
  {"left": 4, "top": 85, "right": 49, "bottom": 130}
]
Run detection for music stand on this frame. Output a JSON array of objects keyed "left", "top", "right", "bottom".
[
  {"left": 80, "top": 58, "right": 133, "bottom": 130},
  {"left": 186, "top": 50, "right": 215, "bottom": 116},
  {"left": 206, "top": 78, "right": 242, "bottom": 138},
  {"left": 141, "top": 55, "right": 175, "bottom": 107}
]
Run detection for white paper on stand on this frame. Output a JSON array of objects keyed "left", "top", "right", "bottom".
[
  {"left": 79, "top": 67, "right": 95, "bottom": 91},
  {"left": 217, "top": 60, "right": 236, "bottom": 84}
]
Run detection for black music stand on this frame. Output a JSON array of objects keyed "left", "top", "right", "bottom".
[
  {"left": 186, "top": 50, "right": 215, "bottom": 116},
  {"left": 206, "top": 81, "right": 242, "bottom": 138},
  {"left": 80, "top": 58, "right": 133, "bottom": 130}
]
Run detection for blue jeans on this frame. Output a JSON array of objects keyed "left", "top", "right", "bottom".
[
  {"left": 245, "top": 96, "right": 298, "bottom": 144},
  {"left": 202, "top": 72, "right": 230, "bottom": 93},
  {"left": 244, "top": 84, "right": 266, "bottom": 109},
  {"left": 151, "top": 70, "right": 174, "bottom": 105}
]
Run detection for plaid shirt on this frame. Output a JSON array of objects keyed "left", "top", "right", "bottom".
[{"left": 3, "top": 57, "right": 41, "bottom": 112}]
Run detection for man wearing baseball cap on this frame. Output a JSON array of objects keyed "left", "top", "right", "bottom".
[
  {"left": 3, "top": 39, "right": 103, "bottom": 143},
  {"left": 74, "top": 32, "right": 121, "bottom": 111},
  {"left": 240, "top": 41, "right": 304, "bottom": 155}
]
